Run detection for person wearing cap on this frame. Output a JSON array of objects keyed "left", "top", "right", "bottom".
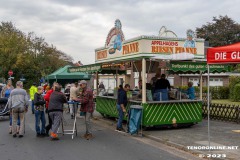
[
  {"left": 29, "top": 82, "right": 38, "bottom": 114},
  {"left": 72, "top": 80, "right": 94, "bottom": 140}
]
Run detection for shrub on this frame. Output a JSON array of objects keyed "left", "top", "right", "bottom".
[
  {"left": 229, "top": 76, "right": 240, "bottom": 100},
  {"left": 233, "top": 83, "right": 240, "bottom": 101}
]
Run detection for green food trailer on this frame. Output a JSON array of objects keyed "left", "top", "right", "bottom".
[{"left": 68, "top": 19, "right": 210, "bottom": 127}]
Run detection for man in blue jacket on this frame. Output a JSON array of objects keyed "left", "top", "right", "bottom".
[{"left": 116, "top": 84, "right": 130, "bottom": 132}]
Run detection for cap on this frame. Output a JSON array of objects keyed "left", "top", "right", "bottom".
[{"left": 79, "top": 80, "right": 87, "bottom": 85}]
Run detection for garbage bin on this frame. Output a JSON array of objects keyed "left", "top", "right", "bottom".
[{"left": 128, "top": 105, "right": 143, "bottom": 135}]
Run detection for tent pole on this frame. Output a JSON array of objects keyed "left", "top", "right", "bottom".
[
  {"left": 96, "top": 72, "right": 99, "bottom": 95},
  {"left": 207, "top": 64, "right": 211, "bottom": 151},
  {"left": 200, "top": 71, "right": 203, "bottom": 100},
  {"left": 142, "top": 58, "right": 146, "bottom": 103}
]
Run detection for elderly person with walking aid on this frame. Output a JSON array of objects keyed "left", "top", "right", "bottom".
[
  {"left": 8, "top": 81, "right": 29, "bottom": 138},
  {"left": 73, "top": 80, "right": 94, "bottom": 140},
  {"left": 48, "top": 84, "right": 67, "bottom": 140}
]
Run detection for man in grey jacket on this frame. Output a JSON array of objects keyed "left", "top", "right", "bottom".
[{"left": 8, "top": 81, "right": 29, "bottom": 138}]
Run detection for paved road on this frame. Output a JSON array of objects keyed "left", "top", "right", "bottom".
[{"left": 0, "top": 111, "right": 200, "bottom": 160}]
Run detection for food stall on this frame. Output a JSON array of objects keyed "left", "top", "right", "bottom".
[{"left": 69, "top": 19, "right": 207, "bottom": 127}]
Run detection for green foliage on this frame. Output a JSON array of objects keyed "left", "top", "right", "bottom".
[
  {"left": 179, "top": 85, "right": 229, "bottom": 99},
  {"left": 229, "top": 76, "right": 240, "bottom": 100},
  {"left": 233, "top": 84, "right": 240, "bottom": 101},
  {"left": 0, "top": 21, "right": 73, "bottom": 88},
  {"left": 210, "top": 86, "right": 229, "bottom": 99},
  {"left": 196, "top": 15, "right": 240, "bottom": 47}
]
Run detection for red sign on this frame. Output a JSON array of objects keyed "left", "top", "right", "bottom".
[
  {"left": 207, "top": 42, "right": 240, "bottom": 64},
  {"left": 8, "top": 70, "right": 13, "bottom": 76}
]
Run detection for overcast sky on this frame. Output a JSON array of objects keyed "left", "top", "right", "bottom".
[{"left": 0, "top": 0, "right": 239, "bottom": 64}]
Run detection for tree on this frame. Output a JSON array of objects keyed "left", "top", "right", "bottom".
[
  {"left": 0, "top": 21, "right": 73, "bottom": 88},
  {"left": 196, "top": 15, "right": 240, "bottom": 47}
]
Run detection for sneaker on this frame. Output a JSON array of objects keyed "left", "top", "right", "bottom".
[
  {"left": 115, "top": 127, "right": 126, "bottom": 132},
  {"left": 82, "top": 134, "right": 88, "bottom": 139},
  {"left": 86, "top": 133, "right": 93, "bottom": 140},
  {"left": 41, "top": 133, "right": 47, "bottom": 137},
  {"left": 18, "top": 135, "right": 23, "bottom": 138},
  {"left": 50, "top": 137, "right": 59, "bottom": 141},
  {"left": 13, "top": 134, "right": 17, "bottom": 138},
  {"left": 36, "top": 134, "right": 42, "bottom": 138}
]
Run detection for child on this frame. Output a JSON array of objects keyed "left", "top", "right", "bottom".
[{"left": 34, "top": 86, "right": 46, "bottom": 137}]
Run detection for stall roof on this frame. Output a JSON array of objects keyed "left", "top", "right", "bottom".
[
  {"left": 47, "top": 65, "right": 90, "bottom": 80},
  {"left": 207, "top": 42, "right": 240, "bottom": 64},
  {"left": 168, "top": 61, "right": 231, "bottom": 74},
  {"left": 68, "top": 63, "right": 126, "bottom": 74}
]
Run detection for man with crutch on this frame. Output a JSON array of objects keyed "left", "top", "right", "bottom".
[{"left": 8, "top": 81, "right": 29, "bottom": 138}]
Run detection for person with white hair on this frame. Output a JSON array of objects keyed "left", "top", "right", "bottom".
[{"left": 8, "top": 81, "right": 29, "bottom": 138}]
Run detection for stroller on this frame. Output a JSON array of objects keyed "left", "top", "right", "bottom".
[{"left": 0, "top": 98, "right": 10, "bottom": 117}]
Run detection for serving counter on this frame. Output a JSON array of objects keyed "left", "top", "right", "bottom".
[{"left": 96, "top": 96, "right": 202, "bottom": 127}]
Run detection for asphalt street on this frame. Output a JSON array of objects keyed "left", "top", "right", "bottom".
[{"left": 0, "top": 111, "right": 200, "bottom": 160}]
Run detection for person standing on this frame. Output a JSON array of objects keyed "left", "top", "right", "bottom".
[
  {"left": 69, "top": 82, "right": 78, "bottom": 119},
  {"left": 44, "top": 82, "right": 58, "bottom": 136},
  {"left": 1, "top": 80, "right": 14, "bottom": 98},
  {"left": 0, "top": 80, "right": 19, "bottom": 134},
  {"left": 34, "top": 86, "right": 46, "bottom": 137},
  {"left": 73, "top": 80, "right": 94, "bottom": 140},
  {"left": 64, "top": 84, "right": 71, "bottom": 113},
  {"left": 116, "top": 84, "right": 130, "bottom": 132},
  {"left": 29, "top": 82, "right": 37, "bottom": 114},
  {"left": 48, "top": 85, "right": 67, "bottom": 140},
  {"left": 8, "top": 81, "right": 29, "bottom": 138},
  {"left": 154, "top": 74, "right": 171, "bottom": 101}
]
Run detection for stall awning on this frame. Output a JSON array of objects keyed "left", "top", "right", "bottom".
[
  {"left": 47, "top": 65, "right": 90, "bottom": 80},
  {"left": 207, "top": 42, "right": 240, "bottom": 64},
  {"left": 68, "top": 63, "right": 126, "bottom": 74},
  {"left": 168, "top": 61, "right": 231, "bottom": 74}
]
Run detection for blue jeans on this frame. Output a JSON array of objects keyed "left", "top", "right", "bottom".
[
  {"left": 154, "top": 89, "right": 169, "bottom": 101},
  {"left": 10, "top": 115, "right": 20, "bottom": 126},
  {"left": 32, "top": 101, "right": 35, "bottom": 114},
  {"left": 35, "top": 110, "right": 46, "bottom": 134},
  {"left": 117, "top": 104, "right": 124, "bottom": 129}
]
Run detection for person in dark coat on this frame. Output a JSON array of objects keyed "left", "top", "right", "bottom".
[{"left": 48, "top": 84, "right": 67, "bottom": 140}]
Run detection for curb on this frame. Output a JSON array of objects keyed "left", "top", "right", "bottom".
[{"left": 92, "top": 117, "right": 238, "bottom": 160}]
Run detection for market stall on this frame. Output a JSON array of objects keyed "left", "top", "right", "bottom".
[{"left": 69, "top": 19, "right": 208, "bottom": 127}]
